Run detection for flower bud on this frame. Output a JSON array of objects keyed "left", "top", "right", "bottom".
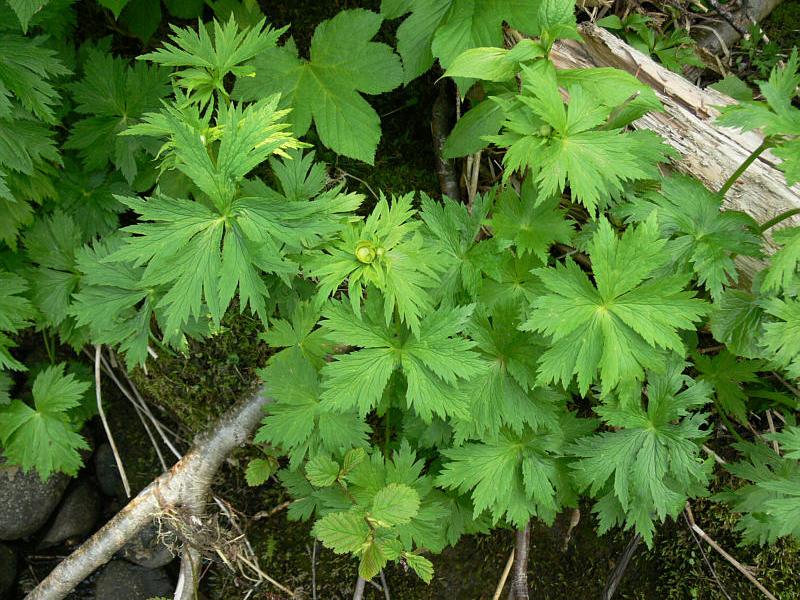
[{"left": 355, "top": 240, "right": 377, "bottom": 264}]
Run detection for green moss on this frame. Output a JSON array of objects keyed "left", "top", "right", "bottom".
[
  {"left": 654, "top": 494, "right": 800, "bottom": 600},
  {"left": 130, "top": 309, "right": 270, "bottom": 433}
]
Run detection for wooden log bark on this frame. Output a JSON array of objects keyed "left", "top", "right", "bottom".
[
  {"left": 550, "top": 23, "right": 800, "bottom": 278},
  {"left": 694, "top": 0, "right": 784, "bottom": 59}
]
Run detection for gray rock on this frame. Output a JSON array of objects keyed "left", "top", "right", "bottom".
[
  {"left": 0, "top": 454, "right": 69, "bottom": 540},
  {"left": 94, "top": 560, "right": 172, "bottom": 600},
  {"left": 39, "top": 480, "right": 100, "bottom": 548},
  {"left": 0, "top": 542, "right": 16, "bottom": 598},
  {"left": 94, "top": 443, "right": 125, "bottom": 498},
  {"left": 119, "top": 522, "right": 175, "bottom": 569}
]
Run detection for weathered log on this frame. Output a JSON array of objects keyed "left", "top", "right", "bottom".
[
  {"left": 694, "top": 0, "right": 784, "bottom": 60},
  {"left": 551, "top": 23, "right": 800, "bottom": 277}
]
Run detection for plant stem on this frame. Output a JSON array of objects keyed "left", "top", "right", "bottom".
[
  {"left": 718, "top": 139, "right": 772, "bottom": 198},
  {"left": 353, "top": 576, "right": 366, "bottom": 600},
  {"left": 760, "top": 207, "right": 800, "bottom": 233},
  {"left": 603, "top": 533, "right": 642, "bottom": 600},
  {"left": 509, "top": 521, "right": 531, "bottom": 600}
]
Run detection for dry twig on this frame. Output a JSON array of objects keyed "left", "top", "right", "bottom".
[{"left": 684, "top": 504, "right": 778, "bottom": 600}]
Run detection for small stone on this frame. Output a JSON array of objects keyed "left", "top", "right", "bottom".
[
  {"left": 94, "top": 560, "right": 172, "bottom": 600},
  {"left": 39, "top": 480, "right": 100, "bottom": 548},
  {"left": 0, "top": 542, "right": 16, "bottom": 598},
  {"left": 0, "top": 454, "right": 69, "bottom": 540},
  {"left": 120, "top": 522, "right": 175, "bottom": 569},
  {"left": 94, "top": 443, "right": 125, "bottom": 498}
]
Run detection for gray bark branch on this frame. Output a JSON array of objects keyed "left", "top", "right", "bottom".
[{"left": 26, "top": 388, "right": 271, "bottom": 600}]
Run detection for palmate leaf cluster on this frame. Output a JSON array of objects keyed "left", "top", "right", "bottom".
[{"left": 0, "top": 0, "right": 799, "bottom": 590}]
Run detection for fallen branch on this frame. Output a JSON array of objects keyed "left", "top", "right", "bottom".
[
  {"left": 550, "top": 23, "right": 800, "bottom": 279},
  {"left": 694, "top": 0, "right": 784, "bottom": 64},
  {"left": 25, "top": 387, "right": 277, "bottom": 600}
]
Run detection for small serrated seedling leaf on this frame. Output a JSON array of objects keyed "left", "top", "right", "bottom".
[{"left": 306, "top": 454, "right": 341, "bottom": 487}]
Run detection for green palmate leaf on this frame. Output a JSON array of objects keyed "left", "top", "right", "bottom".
[
  {"left": 125, "top": 95, "right": 304, "bottom": 211},
  {"left": 489, "top": 177, "right": 574, "bottom": 261},
  {"left": 140, "top": 16, "right": 285, "bottom": 105},
  {"left": 760, "top": 297, "right": 800, "bottom": 378},
  {"left": 489, "top": 61, "right": 672, "bottom": 213},
  {"left": 0, "top": 271, "right": 35, "bottom": 371},
  {"left": 0, "top": 372, "right": 11, "bottom": 405},
  {"left": 319, "top": 298, "right": 483, "bottom": 421},
  {"left": 384, "top": 0, "right": 544, "bottom": 84},
  {"left": 478, "top": 252, "right": 543, "bottom": 315},
  {"left": 245, "top": 457, "right": 275, "bottom": 486},
  {"left": 312, "top": 510, "right": 370, "bottom": 554},
  {"left": 0, "top": 109, "right": 60, "bottom": 205},
  {"left": 693, "top": 350, "right": 762, "bottom": 425},
  {"left": 24, "top": 210, "right": 82, "bottom": 328},
  {"left": 69, "top": 236, "right": 154, "bottom": 369},
  {"left": 0, "top": 33, "right": 70, "bottom": 122},
  {"left": 0, "top": 364, "right": 90, "bottom": 479},
  {"left": 718, "top": 441, "right": 800, "bottom": 544},
  {"left": 460, "top": 305, "right": 561, "bottom": 438},
  {"left": 236, "top": 9, "right": 403, "bottom": 163},
  {"left": 762, "top": 226, "right": 800, "bottom": 293},
  {"left": 306, "top": 454, "right": 341, "bottom": 487},
  {"left": 58, "top": 165, "right": 128, "bottom": 238},
  {"left": 255, "top": 350, "right": 370, "bottom": 469},
  {"left": 770, "top": 427, "right": 800, "bottom": 459},
  {"left": 524, "top": 216, "right": 709, "bottom": 393},
  {"left": 308, "top": 193, "right": 448, "bottom": 336},
  {"left": 438, "top": 427, "right": 565, "bottom": 528},
  {"left": 556, "top": 68, "right": 662, "bottom": 128},
  {"left": 419, "top": 191, "right": 502, "bottom": 304},
  {"left": 617, "top": 175, "right": 762, "bottom": 300},
  {"left": 65, "top": 49, "right": 171, "bottom": 184},
  {"left": 570, "top": 362, "right": 713, "bottom": 547},
  {"left": 8, "top": 0, "right": 50, "bottom": 32},
  {"left": 716, "top": 49, "right": 800, "bottom": 185},
  {"left": 709, "top": 288, "right": 766, "bottom": 359},
  {"left": 259, "top": 301, "right": 330, "bottom": 368},
  {"left": 369, "top": 482, "right": 420, "bottom": 527}
]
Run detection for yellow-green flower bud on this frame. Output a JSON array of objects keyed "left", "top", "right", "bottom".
[
  {"left": 355, "top": 240, "right": 377, "bottom": 264},
  {"left": 538, "top": 124, "right": 552, "bottom": 137}
]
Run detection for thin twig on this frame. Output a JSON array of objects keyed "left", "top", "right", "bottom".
[
  {"left": 252, "top": 501, "right": 291, "bottom": 521},
  {"left": 703, "top": 445, "right": 727, "bottom": 465},
  {"left": 684, "top": 504, "right": 778, "bottom": 600},
  {"left": 492, "top": 549, "right": 515, "bottom": 600},
  {"left": 379, "top": 570, "right": 391, "bottom": 600},
  {"left": 765, "top": 410, "right": 781, "bottom": 455},
  {"left": 94, "top": 345, "right": 131, "bottom": 498},
  {"left": 352, "top": 576, "right": 366, "bottom": 600},
  {"left": 683, "top": 511, "right": 733, "bottom": 600},
  {"left": 311, "top": 540, "right": 318, "bottom": 600}
]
